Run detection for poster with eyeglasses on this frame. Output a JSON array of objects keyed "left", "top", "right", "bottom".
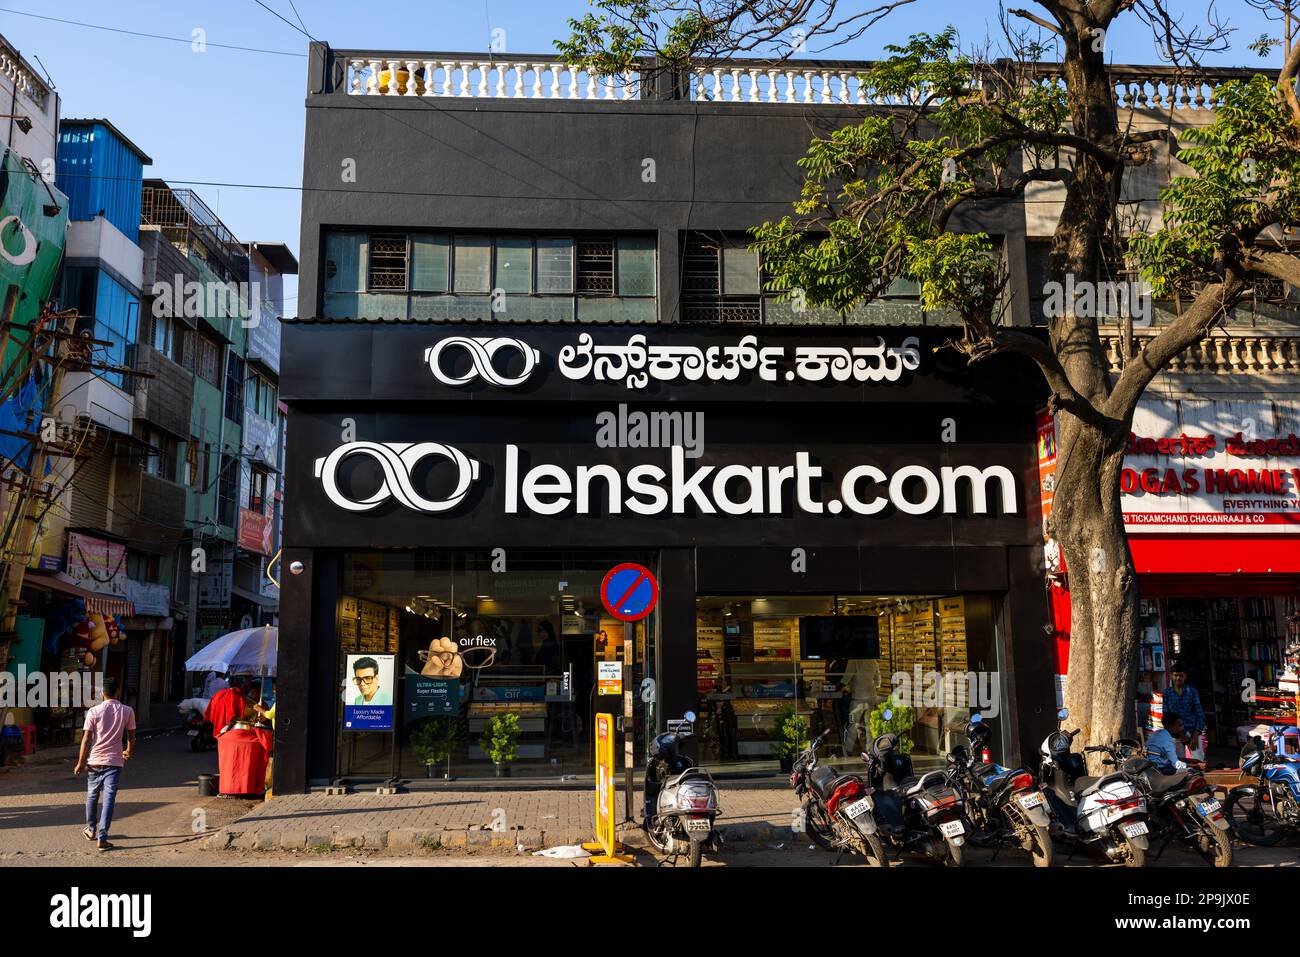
[{"left": 343, "top": 653, "right": 395, "bottom": 731}]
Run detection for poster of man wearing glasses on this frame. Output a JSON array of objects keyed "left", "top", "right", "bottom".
[{"left": 343, "top": 654, "right": 395, "bottom": 730}]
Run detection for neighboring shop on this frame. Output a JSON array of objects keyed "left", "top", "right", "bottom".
[
  {"left": 276, "top": 321, "right": 1054, "bottom": 793},
  {"left": 1042, "top": 397, "right": 1300, "bottom": 754}
]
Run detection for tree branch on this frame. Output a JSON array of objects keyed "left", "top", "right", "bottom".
[
  {"left": 1245, "top": 248, "right": 1300, "bottom": 288},
  {"left": 960, "top": 321, "right": 1112, "bottom": 430},
  {"left": 1006, "top": 7, "right": 1064, "bottom": 35},
  {"left": 1105, "top": 273, "right": 1246, "bottom": 420}
]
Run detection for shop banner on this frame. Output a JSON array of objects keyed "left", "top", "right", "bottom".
[
  {"left": 290, "top": 403, "right": 1035, "bottom": 551},
  {"left": 126, "top": 580, "right": 170, "bottom": 617},
  {"left": 0, "top": 148, "right": 70, "bottom": 329},
  {"left": 343, "top": 653, "right": 395, "bottom": 731},
  {"left": 65, "top": 533, "right": 128, "bottom": 598},
  {"left": 283, "top": 322, "right": 1036, "bottom": 407},
  {"left": 237, "top": 508, "right": 273, "bottom": 556},
  {"left": 1122, "top": 398, "right": 1300, "bottom": 533}
]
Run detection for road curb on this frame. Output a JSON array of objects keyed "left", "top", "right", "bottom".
[{"left": 202, "top": 820, "right": 787, "bottom": 852}]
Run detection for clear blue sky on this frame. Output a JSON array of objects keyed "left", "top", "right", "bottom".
[{"left": 2, "top": 0, "right": 1286, "bottom": 315}]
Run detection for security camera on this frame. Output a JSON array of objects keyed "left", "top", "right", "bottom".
[
  {"left": 289, "top": 560, "right": 305, "bottom": 576},
  {"left": 15, "top": 116, "right": 32, "bottom": 134}
]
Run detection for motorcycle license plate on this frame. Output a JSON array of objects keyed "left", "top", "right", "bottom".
[
  {"left": 1122, "top": 821, "right": 1148, "bottom": 838},
  {"left": 685, "top": 817, "right": 712, "bottom": 833},
  {"left": 1196, "top": 799, "right": 1222, "bottom": 816},
  {"left": 1017, "top": 792, "right": 1044, "bottom": 809},
  {"left": 939, "top": 819, "right": 965, "bottom": 838},
  {"left": 187, "top": 730, "right": 199, "bottom": 737},
  {"left": 844, "top": 798, "right": 873, "bottom": 820}
]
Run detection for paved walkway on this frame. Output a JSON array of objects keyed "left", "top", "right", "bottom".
[
  {"left": 3, "top": 735, "right": 1296, "bottom": 866},
  {"left": 205, "top": 785, "right": 796, "bottom": 851}
]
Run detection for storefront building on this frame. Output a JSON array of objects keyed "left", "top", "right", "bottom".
[
  {"left": 275, "top": 320, "right": 1054, "bottom": 790},
  {"left": 1043, "top": 395, "right": 1300, "bottom": 755}
]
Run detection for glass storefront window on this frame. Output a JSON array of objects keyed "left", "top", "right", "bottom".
[
  {"left": 335, "top": 550, "right": 655, "bottom": 781},
  {"left": 694, "top": 594, "right": 1003, "bottom": 774}
]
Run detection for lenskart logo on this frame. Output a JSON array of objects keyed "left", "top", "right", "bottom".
[
  {"left": 314, "top": 441, "right": 1017, "bottom": 518},
  {"left": 424, "top": 336, "right": 540, "bottom": 388},
  {"left": 313, "top": 441, "right": 480, "bottom": 512}
]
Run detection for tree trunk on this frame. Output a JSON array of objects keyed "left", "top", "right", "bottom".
[{"left": 1053, "top": 410, "right": 1141, "bottom": 766}]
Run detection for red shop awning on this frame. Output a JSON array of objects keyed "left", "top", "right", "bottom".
[
  {"left": 1128, "top": 535, "right": 1300, "bottom": 575},
  {"left": 23, "top": 572, "right": 135, "bottom": 617}
]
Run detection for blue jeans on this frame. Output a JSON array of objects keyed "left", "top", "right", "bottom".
[{"left": 85, "top": 766, "right": 121, "bottom": 842}]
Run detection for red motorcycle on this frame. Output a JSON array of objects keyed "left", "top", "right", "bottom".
[{"left": 790, "top": 729, "right": 889, "bottom": 866}]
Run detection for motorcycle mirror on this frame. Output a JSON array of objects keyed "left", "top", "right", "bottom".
[
  {"left": 1057, "top": 707, "right": 1069, "bottom": 720},
  {"left": 683, "top": 711, "right": 697, "bottom": 724}
]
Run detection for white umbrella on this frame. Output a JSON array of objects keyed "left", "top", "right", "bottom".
[{"left": 184, "top": 625, "right": 278, "bottom": 677}]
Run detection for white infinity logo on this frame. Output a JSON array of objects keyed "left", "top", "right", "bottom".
[
  {"left": 424, "top": 336, "right": 540, "bottom": 388},
  {"left": 313, "top": 441, "right": 480, "bottom": 513},
  {"left": 0, "top": 215, "right": 36, "bottom": 267}
]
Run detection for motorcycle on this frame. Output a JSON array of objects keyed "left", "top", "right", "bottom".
[
  {"left": 1037, "top": 708, "right": 1150, "bottom": 867},
  {"left": 949, "top": 714, "right": 1054, "bottom": 866},
  {"left": 1223, "top": 728, "right": 1300, "bottom": 846},
  {"left": 643, "top": 712, "right": 723, "bottom": 867},
  {"left": 1098, "top": 739, "right": 1232, "bottom": 867},
  {"left": 861, "top": 710, "right": 969, "bottom": 866},
  {"left": 182, "top": 705, "right": 216, "bottom": 752},
  {"left": 790, "top": 728, "right": 888, "bottom": 866}
]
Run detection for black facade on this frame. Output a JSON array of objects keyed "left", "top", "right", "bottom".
[{"left": 276, "top": 44, "right": 1055, "bottom": 793}]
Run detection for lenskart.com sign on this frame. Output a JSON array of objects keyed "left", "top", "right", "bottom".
[
  {"left": 313, "top": 408, "right": 1018, "bottom": 521},
  {"left": 422, "top": 332, "right": 921, "bottom": 391}
]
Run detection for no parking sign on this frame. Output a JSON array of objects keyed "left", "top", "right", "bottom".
[{"left": 599, "top": 562, "right": 658, "bottom": 622}]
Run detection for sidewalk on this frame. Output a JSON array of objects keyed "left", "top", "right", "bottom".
[{"left": 204, "top": 786, "right": 797, "bottom": 852}]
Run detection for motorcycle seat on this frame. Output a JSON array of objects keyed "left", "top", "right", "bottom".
[
  {"left": 1141, "top": 768, "right": 1187, "bottom": 796},
  {"left": 1074, "top": 772, "right": 1128, "bottom": 799},
  {"left": 667, "top": 768, "right": 713, "bottom": 789}
]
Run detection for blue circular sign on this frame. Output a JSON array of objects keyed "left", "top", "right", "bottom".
[{"left": 600, "top": 563, "right": 659, "bottom": 622}]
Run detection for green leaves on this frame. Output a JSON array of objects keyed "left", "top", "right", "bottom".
[
  {"left": 1128, "top": 74, "right": 1300, "bottom": 297},
  {"left": 754, "top": 28, "right": 1066, "bottom": 320}
]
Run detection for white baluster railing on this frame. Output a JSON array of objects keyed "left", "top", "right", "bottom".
[{"left": 337, "top": 54, "right": 1245, "bottom": 111}]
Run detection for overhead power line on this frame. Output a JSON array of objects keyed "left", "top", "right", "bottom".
[{"left": 0, "top": 8, "right": 306, "bottom": 57}]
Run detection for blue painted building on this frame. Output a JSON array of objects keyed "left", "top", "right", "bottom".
[{"left": 55, "top": 119, "right": 152, "bottom": 395}]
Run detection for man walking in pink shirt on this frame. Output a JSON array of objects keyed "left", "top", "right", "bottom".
[{"left": 73, "top": 676, "right": 136, "bottom": 851}]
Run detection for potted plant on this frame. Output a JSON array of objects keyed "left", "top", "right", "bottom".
[
  {"left": 479, "top": 712, "right": 520, "bottom": 777},
  {"left": 771, "top": 704, "right": 809, "bottom": 774},
  {"left": 869, "top": 700, "right": 917, "bottom": 754},
  {"left": 410, "top": 716, "right": 458, "bottom": 778}
]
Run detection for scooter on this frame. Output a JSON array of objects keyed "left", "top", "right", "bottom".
[
  {"left": 861, "top": 710, "right": 969, "bottom": 866},
  {"left": 643, "top": 712, "right": 723, "bottom": 867},
  {"left": 790, "top": 728, "right": 888, "bottom": 866},
  {"left": 950, "top": 713, "right": 1054, "bottom": 866},
  {"left": 1037, "top": 707, "right": 1150, "bottom": 867}
]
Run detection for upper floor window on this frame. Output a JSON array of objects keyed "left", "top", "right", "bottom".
[
  {"left": 224, "top": 354, "right": 245, "bottom": 423},
  {"left": 195, "top": 334, "right": 222, "bottom": 385},
  {"left": 683, "top": 232, "right": 943, "bottom": 326},
  {"left": 323, "top": 231, "right": 657, "bottom": 322},
  {"left": 245, "top": 371, "right": 277, "bottom": 421}
]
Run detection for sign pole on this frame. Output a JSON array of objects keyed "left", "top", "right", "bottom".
[{"left": 623, "top": 630, "right": 634, "bottom": 822}]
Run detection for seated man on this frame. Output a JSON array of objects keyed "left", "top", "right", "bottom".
[{"left": 1147, "top": 712, "right": 1197, "bottom": 774}]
